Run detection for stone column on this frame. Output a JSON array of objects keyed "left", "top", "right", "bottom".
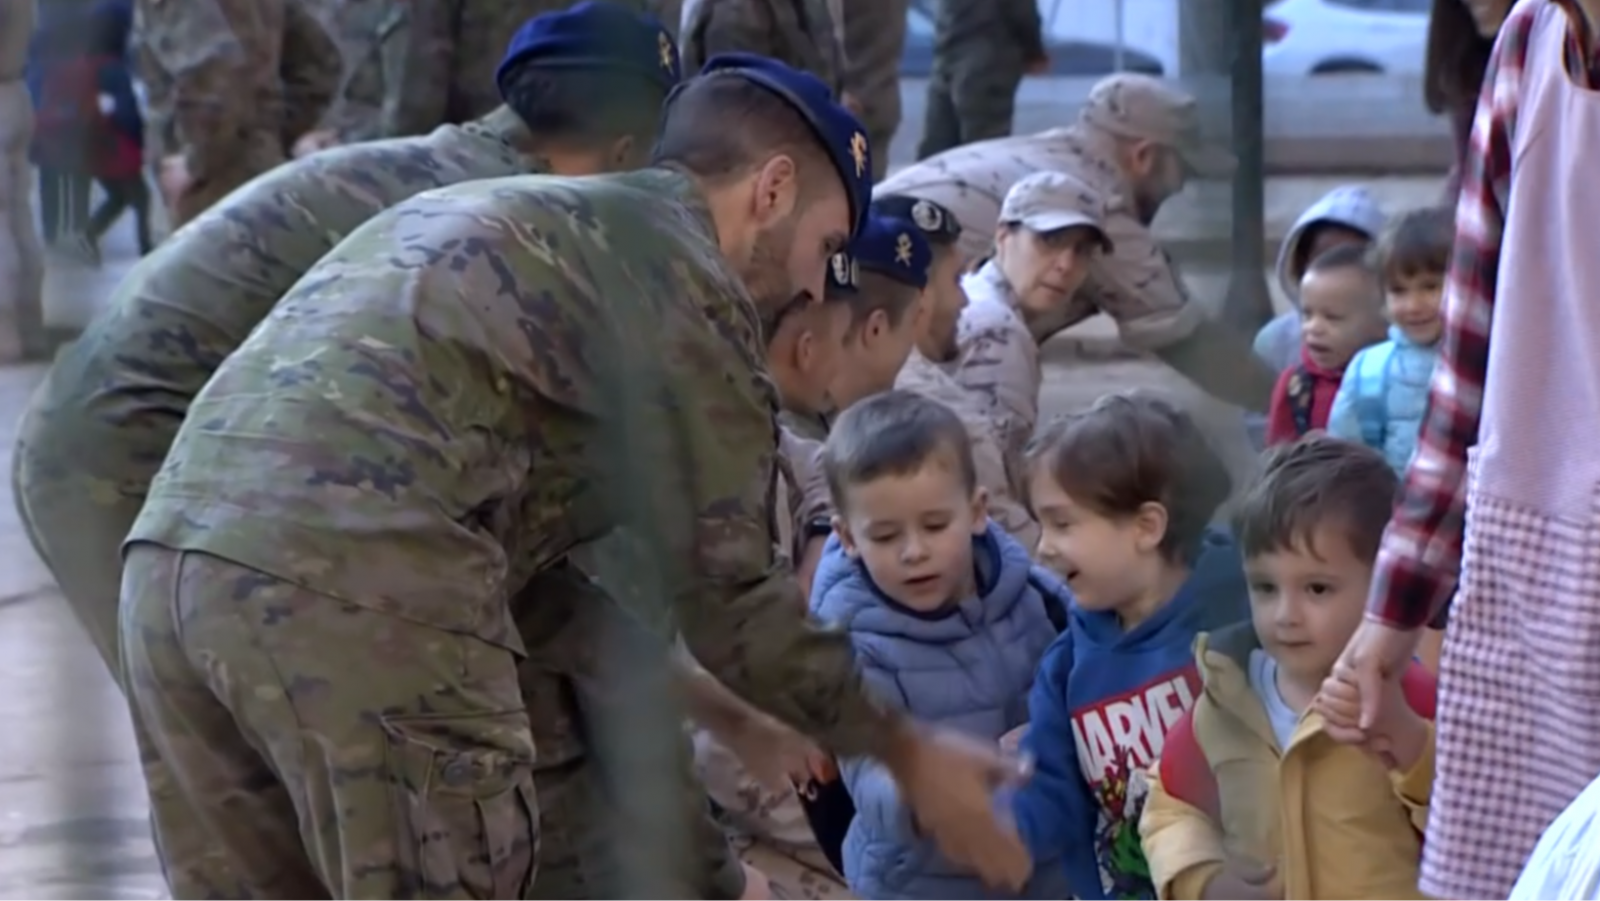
[{"left": 0, "top": 0, "right": 47, "bottom": 362}]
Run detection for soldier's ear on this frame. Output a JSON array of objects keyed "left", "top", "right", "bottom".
[{"left": 751, "top": 153, "right": 801, "bottom": 226}]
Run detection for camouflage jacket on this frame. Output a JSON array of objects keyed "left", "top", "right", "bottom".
[
  {"left": 873, "top": 124, "right": 1204, "bottom": 352},
  {"left": 22, "top": 108, "right": 540, "bottom": 497},
  {"left": 680, "top": 0, "right": 845, "bottom": 95},
  {"left": 132, "top": 0, "right": 340, "bottom": 172},
  {"left": 126, "top": 168, "right": 898, "bottom": 758},
  {"left": 895, "top": 350, "right": 1037, "bottom": 549}
]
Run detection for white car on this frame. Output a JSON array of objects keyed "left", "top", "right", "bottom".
[{"left": 1263, "top": 0, "right": 1430, "bottom": 77}]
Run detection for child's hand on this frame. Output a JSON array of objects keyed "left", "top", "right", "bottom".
[
  {"left": 1202, "top": 857, "right": 1282, "bottom": 900},
  {"left": 1317, "top": 670, "right": 1427, "bottom": 772},
  {"left": 999, "top": 724, "right": 1028, "bottom": 754}
]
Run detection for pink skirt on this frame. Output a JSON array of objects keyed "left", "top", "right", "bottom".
[{"left": 1422, "top": 488, "right": 1600, "bottom": 899}]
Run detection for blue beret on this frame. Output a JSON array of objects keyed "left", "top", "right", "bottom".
[
  {"left": 698, "top": 53, "right": 873, "bottom": 240},
  {"left": 825, "top": 250, "right": 859, "bottom": 298},
  {"left": 871, "top": 195, "right": 962, "bottom": 245},
  {"left": 495, "top": 1, "right": 682, "bottom": 98},
  {"left": 851, "top": 214, "right": 932, "bottom": 290}
]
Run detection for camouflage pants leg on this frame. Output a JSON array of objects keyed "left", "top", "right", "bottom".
[
  {"left": 11, "top": 429, "right": 136, "bottom": 680},
  {"left": 915, "top": 69, "right": 963, "bottom": 161},
  {"left": 515, "top": 561, "right": 745, "bottom": 899},
  {"left": 120, "top": 543, "right": 538, "bottom": 899},
  {"left": 947, "top": 59, "right": 1023, "bottom": 145}
]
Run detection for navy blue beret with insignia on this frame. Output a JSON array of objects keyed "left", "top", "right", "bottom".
[
  {"left": 697, "top": 52, "right": 873, "bottom": 240},
  {"left": 871, "top": 195, "right": 962, "bottom": 246},
  {"left": 825, "top": 250, "right": 860, "bottom": 298},
  {"left": 496, "top": 1, "right": 682, "bottom": 99},
  {"left": 851, "top": 214, "right": 931, "bottom": 290}
]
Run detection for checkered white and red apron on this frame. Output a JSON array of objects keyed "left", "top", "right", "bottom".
[{"left": 1424, "top": 6, "right": 1600, "bottom": 897}]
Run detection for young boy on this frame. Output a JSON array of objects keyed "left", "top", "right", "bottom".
[
  {"left": 1010, "top": 391, "right": 1248, "bottom": 900},
  {"left": 1140, "top": 435, "right": 1434, "bottom": 900},
  {"left": 878, "top": 195, "right": 1039, "bottom": 549},
  {"left": 1328, "top": 206, "right": 1453, "bottom": 474},
  {"left": 1264, "top": 243, "right": 1388, "bottom": 446},
  {"left": 810, "top": 390, "right": 1066, "bottom": 899}
]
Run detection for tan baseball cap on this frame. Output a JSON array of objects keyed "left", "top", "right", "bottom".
[
  {"left": 1079, "top": 73, "right": 1237, "bottom": 179},
  {"left": 999, "top": 171, "right": 1113, "bottom": 250}
]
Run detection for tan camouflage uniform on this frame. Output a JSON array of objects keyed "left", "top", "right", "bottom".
[
  {"left": 132, "top": 0, "right": 341, "bottom": 225},
  {"left": 895, "top": 350, "right": 1036, "bottom": 549},
  {"left": 680, "top": 0, "right": 846, "bottom": 94},
  {"left": 118, "top": 168, "right": 900, "bottom": 897},
  {"left": 842, "top": 0, "right": 907, "bottom": 181}
]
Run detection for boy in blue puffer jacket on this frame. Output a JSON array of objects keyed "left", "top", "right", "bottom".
[
  {"left": 1011, "top": 391, "right": 1249, "bottom": 900},
  {"left": 810, "top": 389, "right": 1066, "bottom": 900},
  {"left": 1327, "top": 206, "right": 1453, "bottom": 475}
]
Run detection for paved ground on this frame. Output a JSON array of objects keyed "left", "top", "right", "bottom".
[{"left": 0, "top": 151, "right": 1445, "bottom": 896}]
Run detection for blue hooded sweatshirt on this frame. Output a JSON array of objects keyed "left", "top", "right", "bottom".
[
  {"left": 1010, "top": 528, "right": 1249, "bottom": 900},
  {"left": 810, "top": 523, "right": 1064, "bottom": 900}
]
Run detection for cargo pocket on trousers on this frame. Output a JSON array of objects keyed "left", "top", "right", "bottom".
[{"left": 383, "top": 711, "right": 539, "bottom": 900}]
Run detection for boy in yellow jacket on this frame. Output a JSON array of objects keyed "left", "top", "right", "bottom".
[{"left": 1139, "top": 435, "right": 1436, "bottom": 900}]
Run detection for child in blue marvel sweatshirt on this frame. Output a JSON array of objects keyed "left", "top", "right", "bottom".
[
  {"left": 1011, "top": 391, "right": 1250, "bottom": 900},
  {"left": 810, "top": 390, "right": 1066, "bottom": 900}
]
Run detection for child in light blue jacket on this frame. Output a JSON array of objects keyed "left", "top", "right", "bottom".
[
  {"left": 1328, "top": 206, "right": 1453, "bottom": 473},
  {"left": 810, "top": 390, "right": 1066, "bottom": 900}
]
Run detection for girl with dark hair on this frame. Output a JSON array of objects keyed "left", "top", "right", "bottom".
[{"left": 1423, "top": 0, "right": 1508, "bottom": 201}]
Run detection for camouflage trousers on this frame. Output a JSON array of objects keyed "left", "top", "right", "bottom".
[
  {"left": 121, "top": 543, "right": 744, "bottom": 899},
  {"left": 10, "top": 429, "right": 138, "bottom": 682},
  {"left": 915, "top": 59, "right": 1025, "bottom": 160}
]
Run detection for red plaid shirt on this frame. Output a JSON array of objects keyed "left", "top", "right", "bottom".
[{"left": 1367, "top": 0, "right": 1600, "bottom": 629}]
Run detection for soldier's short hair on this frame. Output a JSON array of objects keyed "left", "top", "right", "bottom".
[
  {"left": 500, "top": 64, "right": 668, "bottom": 146},
  {"left": 1231, "top": 434, "right": 1398, "bottom": 565},
  {"left": 1026, "top": 390, "right": 1230, "bottom": 561},
  {"left": 842, "top": 271, "right": 920, "bottom": 341},
  {"left": 653, "top": 73, "right": 833, "bottom": 199},
  {"left": 823, "top": 390, "right": 977, "bottom": 510}
]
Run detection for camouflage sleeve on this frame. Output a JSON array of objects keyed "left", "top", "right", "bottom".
[
  {"left": 1083, "top": 209, "right": 1277, "bottom": 412},
  {"left": 279, "top": 0, "right": 341, "bottom": 146},
  {"left": 969, "top": 420, "right": 1038, "bottom": 550},
  {"left": 952, "top": 302, "right": 1040, "bottom": 467},
  {"left": 777, "top": 427, "right": 832, "bottom": 561},
  {"left": 377, "top": 0, "right": 457, "bottom": 137},
  {"left": 999, "top": 0, "right": 1045, "bottom": 60},
  {"left": 135, "top": 0, "right": 265, "bottom": 182}
]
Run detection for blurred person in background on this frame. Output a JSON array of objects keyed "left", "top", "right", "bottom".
[
  {"left": 26, "top": 0, "right": 102, "bottom": 259},
  {"left": 84, "top": 0, "right": 154, "bottom": 257},
  {"left": 1424, "top": 0, "right": 1508, "bottom": 202}
]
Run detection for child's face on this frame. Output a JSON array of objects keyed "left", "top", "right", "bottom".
[
  {"left": 1244, "top": 525, "right": 1373, "bottom": 689},
  {"left": 835, "top": 453, "right": 987, "bottom": 613},
  {"left": 1299, "top": 267, "right": 1388, "bottom": 371},
  {"left": 1029, "top": 466, "right": 1163, "bottom": 614},
  {"left": 1386, "top": 269, "right": 1445, "bottom": 346},
  {"left": 767, "top": 301, "right": 852, "bottom": 414},
  {"left": 918, "top": 249, "right": 970, "bottom": 362},
  {"left": 831, "top": 301, "right": 925, "bottom": 411}
]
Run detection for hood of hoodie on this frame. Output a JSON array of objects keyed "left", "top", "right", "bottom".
[
  {"left": 1069, "top": 527, "right": 1250, "bottom": 650},
  {"left": 811, "top": 522, "right": 1038, "bottom": 644},
  {"left": 1275, "top": 185, "right": 1387, "bottom": 307}
]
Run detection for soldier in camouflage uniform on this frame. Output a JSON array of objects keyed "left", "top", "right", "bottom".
[
  {"left": 132, "top": 0, "right": 341, "bottom": 226},
  {"left": 916, "top": 0, "right": 1045, "bottom": 159},
  {"left": 878, "top": 72, "right": 1278, "bottom": 414},
  {"left": 116, "top": 53, "right": 1031, "bottom": 898},
  {"left": 679, "top": 0, "right": 851, "bottom": 104},
  {"left": 843, "top": 0, "right": 907, "bottom": 181}
]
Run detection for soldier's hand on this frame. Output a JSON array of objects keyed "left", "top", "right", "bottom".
[
  {"left": 727, "top": 710, "right": 829, "bottom": 794},
  {"left": 887, "top": 722, "right": 1032, "bottom": 890},
  {"left": 293, "top": 129, "right": 341, "bottom": 158},
  {"left": 1025, "top": 54, "right": 1050, "bottom": 75},
  {"left": 840, "top": 91, "right": 865, "bottom": 116}
]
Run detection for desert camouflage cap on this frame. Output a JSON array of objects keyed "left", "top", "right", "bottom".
[
  {"left": 1079, "top": 73, "right": 1236, "bottom": 179},
  {"left": 697, "top": 53, "right": 874, "bottom": 239},
  {"left": 495, "top": 0, "right": 683, "bottom": 96},
  {"left": 998, "top": 171, "right": 1113, "bottom": 250}
]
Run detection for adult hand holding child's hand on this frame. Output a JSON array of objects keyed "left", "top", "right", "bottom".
[{"left": 1202, "top": 856, "right": 1283, "bottom": 900}]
